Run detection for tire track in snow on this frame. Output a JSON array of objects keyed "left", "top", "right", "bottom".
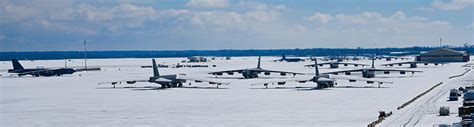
[{"left": 383, "top": 70, "right": 473, "bottom": 127}]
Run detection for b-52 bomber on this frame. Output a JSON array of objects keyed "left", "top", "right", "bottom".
[
  {"left": 8, "top": 59, "right": 76, "bottom": 77},
  {"left": 274, "top": 54, "right": 306, "bottom": 62},
  {"left": 102, "top": 59, "right": 229, "bottom": 88},
  {"left": 305, "top": 61, "right": 369, "bottom": 69},
  {"left": 251, "top": 59, "right": 393, "bottom": 89},
  {"left": 209, "top": 56, "right": 304, "bottom": 79},
  {"left": 324, "top": 58, "right": 423, "bottom": 78},
  {"left": 373, "top": 55, "right": 409, "bottom": 61}
]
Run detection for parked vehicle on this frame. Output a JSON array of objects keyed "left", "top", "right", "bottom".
[
  {"left": 464, "top": 90, "right": 474, "bottom": 101},
  {"left": 450, "top": 89, "right": 461, "bottom": 101},
  {"left": 439, "top": 106, "right": 450, "bottom": 116}
]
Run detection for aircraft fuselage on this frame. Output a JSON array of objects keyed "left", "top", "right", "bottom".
[
  {"left": 362, "top": 69, "right": 375, "bottom": 78},
  {"left": 242, "top": 69, "right": 259, "bottom": 79},
  {"left": 310, "top": 76, "right": 335, "bottom": 89},
  {"left": 329, "top": 63, "right": 339, "bottom": 68},
  {"left": 8, "top": 68, "right": 76, "bottom": 77},
  {"left": 149, "top": 74, "right": 187, "bottom": 88}
]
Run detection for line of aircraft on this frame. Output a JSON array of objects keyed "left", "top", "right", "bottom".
[
  {"left": 252, "top": 59, "right": 393, "bottom": 89},
  {"left": 305, "top": 61, "right": 369, "bottom": 68},
  {"left": 381, "top": 61, "right": 445, "bottom": 68},
  {"left": 5, "top": 54, "right": 435, "bottom": 90}
]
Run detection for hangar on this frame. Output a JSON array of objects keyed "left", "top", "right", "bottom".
[{"left": 416, "top": 48, "right": 470, "bottom": 62}]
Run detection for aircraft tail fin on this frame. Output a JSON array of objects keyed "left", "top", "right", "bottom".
[
  {"left": 12, "top": 59, "right": 24, "bottom": 70},
  {"left": 314, "top": 58, "right": 320, "bottom": 76},
  {"left": 371, "top": 58, "right": 375, "bottom": 68},
  {"left": 257, "top": 56, "right": 261, "bottom": 69},
  {"left": 152, "top": 59, "right": 160, "bottom": 77}
]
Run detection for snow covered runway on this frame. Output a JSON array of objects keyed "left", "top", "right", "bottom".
[{"left": 1, "top": 57, "right": 472, "bottom": 126}]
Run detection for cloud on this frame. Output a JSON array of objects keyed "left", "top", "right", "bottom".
[
  {"left": 0, "top": 0, "right": 74, "bottom": 24},
  {"left": 186, "top": 0, "right": 229, "bottom": 8},
  {"left": 414, "top": 7, "right": 435, "bottom": 11},
  {"left": 308, "top": 12, "right": 333, "bottom": 24},
  {"left": 302, "top": 11, "right": 456, "bottom": 47},
  {"left": 468, "top": 22, "right": 474, "bottom": 28},
  {"left": 431, "top": 0, "right": 473, "bottom": 10},
  {"left": 308, "top": 11, "right": 452, "bottom": 30},
  {"left": 155, "top": 2, "right": 286, "bottom": 33},
  {"left": 0, "top": 0, "right": 471, "bottom": 51}
]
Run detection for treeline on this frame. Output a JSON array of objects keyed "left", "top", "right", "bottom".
[{"left": 1, "top": 46, "right": 472, "bottom": 61}]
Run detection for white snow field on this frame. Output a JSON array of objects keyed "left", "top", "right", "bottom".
[{"left": 1, "top": 57, "right": 473, "bottom": 127}]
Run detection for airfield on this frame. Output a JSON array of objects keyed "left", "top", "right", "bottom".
[{"left": 1, "top": 57, "right": 473, "bottom": 126}]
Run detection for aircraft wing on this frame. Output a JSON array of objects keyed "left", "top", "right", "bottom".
[
  {"left": 256, "top": 69, "right": 305, "bottom": 75},
  {"left": 368, "top": 68, "right": 423, "bottom": 73},
  {"left": 381, "top": 61, "right": 447, "bottom": 66},
  {"left": 98, "top": 79, "right": 149, "bottom": 85},
  {"left": 329, "top": 75, "right": 393, "bottom": 84},
  {"left": 305, "top": 62, "right": 368, "bottom": 67},
  {"left": 323, "top": 69, "right": 366, "bottom": 75},
  {"left": 380, "top": 61, "right": 413, "bottom": 66},
  {"left": 304, "top": 63, "right": 330, "bottom": 67},
  {"left": 177, "top": 75, "right": 230, "bottom": 85},
  {"left": 208, "top": 69, "right": 246, "bottom": 75},
  {"left": 336, "top": 62, "right": 369, "bottom": 66},
  {"left": 250, "top": 78, "right": 313, "bottom": 86}
]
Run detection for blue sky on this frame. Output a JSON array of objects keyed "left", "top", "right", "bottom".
[{"left": 0, "top": 0, "right": 472, "bottom": 51}]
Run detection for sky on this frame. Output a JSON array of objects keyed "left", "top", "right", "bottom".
[{"left": 0, "top": 0, "right": 473, "bottom": 51}]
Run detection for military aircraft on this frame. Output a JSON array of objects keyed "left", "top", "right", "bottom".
[
  {"left": 209, "top": 56, "right": 304, "bottom": 79},
  {"left": 324, "top": 58, "right": 422, "bottom": 78},
  {"left": 305, "top": 61, "right": 369, "bottom": 69},
  {"left": 7, "top": 59, "right": 76, "bottom": 77},
  {"left": 320, "top": 56, "right": 364, "bottom": 62},
  {"left": 381, "top": 61, "right": 445, "bottom": 68},
  {"left": 251, "top": 59, "right": 393, "bottom": 89},
  {"left": 101, "top": 59, "right": 229, "bottom": 88},
  {"left": 373, "top": 55, "right": 409, "bottom": 61},
  {"left": 274, "top": 54, "right": 305, "bottom": 62}
]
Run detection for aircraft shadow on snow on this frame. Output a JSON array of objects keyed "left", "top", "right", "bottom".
[
  {"left": 249, "top": 85, "right": 389, "bottom": 91},
  {"left": 206, "top": 76, "right": 295, "bottom": 79},
  {"left": 96, "top": 86, "right": 228, "bottom": 91}
]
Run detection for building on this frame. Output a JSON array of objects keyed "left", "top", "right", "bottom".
[
  {"left": 416, "top": 48, "right": 470, "bottom": 62},
  {"left": 187, "top": 56, "right": 207, "bottom": 62}
]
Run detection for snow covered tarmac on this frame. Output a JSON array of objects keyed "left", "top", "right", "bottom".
[{"left": 1, "top": 57, "right": 473, "bottom": 126}]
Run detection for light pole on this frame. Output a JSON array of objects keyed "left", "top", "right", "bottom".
[
  {"left": 439, "top": 38, "right": 442, "bottom": 48},
  {"left": 84, "top": 40, "right": 87, "bottom": 69}
]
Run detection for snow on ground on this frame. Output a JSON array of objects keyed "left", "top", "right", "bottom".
[
  {"left": 381, "top": 66, "right": 474, "bottom": 126},
  {"left": 0, "top": 57, "right": 472, "bottom": 127}
]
